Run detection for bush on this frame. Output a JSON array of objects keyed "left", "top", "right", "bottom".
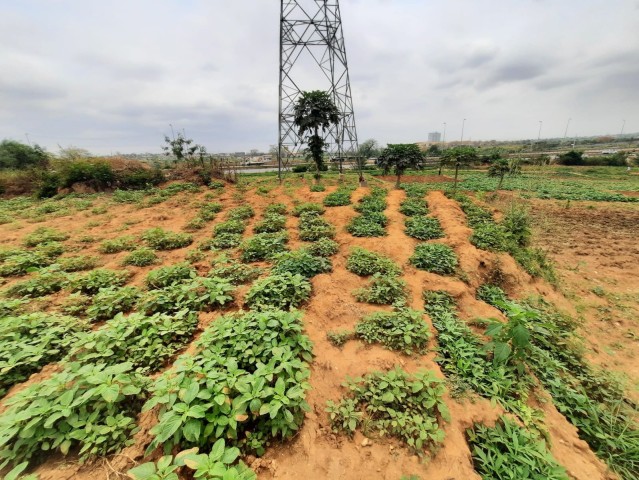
[
  {"left": 346, "top": 247, "right": 400, "bottom": 276},
  {"left": 145, "top": 263, "right": 197, "bottom": 289},
  {"left": 213, "top": 220, "right": 246, "bottom": 235},
  {"left": 0, "top": 140, "right": 49, "bottom": 170},
  {"left": 211, "top": 232, "right": 243, "bottom": 249},
  {"left": 324, "top": 189, "right": 352, "bottom": 206},
  {"left": 116, "top": 168, "right": 164, "bottom": 189},
  {"left": 293, "top": 202, "right": 325, "bottom": 217},
  {"left": 405, "top": 216, "right": 445, "bottom": 241},
  {"left": 292, "top": 164, "right": 309, "bottom": 173},
  {"left": 70, "top": 268, "right": 130, "bottom": 295},
  {"left": 122, "top": 247, "right": 159, "bottom": 267},
  {"left": 23, "top": 227, "right": 69, "bottom": 247},
  {"left": 399, "top": 198, "right": 429, "bottom": 216},
  {"left": 59, "top": 160, "right": 116, "bottom": 189},
  {"left": 410, "top": 243, "right": 458, "bottom": 275},
  {"left": 99, "top": 235, "right": 137, "bottom": 254},
  {"left": 240, "top": 232, "right": 288, "bottom": 262},
  {"left": 306, "top": 238, "right": 339, "bottom": 257},
  {"left": 354, "top": 273, "right": 407, "bottom": 304},
  {"left": 245, "top": 273, "right": 312, "bottom": 310},
  {"left": 141, "top": 228, "right": 193, "bottom": 250},
  {"left": 86, "top": 286, "right": 141, "bottom": 321},
  {"left": 272, "top": 249, "right": 332, "bottom": 278},
  {"left": 254, "top": 213, "right": 287, "bottom": 233},
  {"left": 355, "top": 307, "right": 431, "bottom": 355},
  {"left": 502, "top": 204, "right": 532, "bottom": 247}
]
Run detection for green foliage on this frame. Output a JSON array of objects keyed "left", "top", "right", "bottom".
[
  {"left": 211, "top": 232, "right": 243, "bottom": 250},
  {"left": 0, "top": 298, "right": 28, "bottom": 317},
  {"left": 227, "top": 205, "right": 255, "bottom": 221},
  {"left": 346, "top": 216, "right": 387, "bottom": 237},
  {"left": 184, "top": 217, "right": 206, "bottom": 232},
  {"left": 346, "top": 247, "right": 400, "bottom": 276},
  {"left": 209, "top": 260, "right": 262, "bottom": 285},
  {"left": 142, "top": 228, "right": 193, "bottom": 251},
  {"left": 298, "top": 213, "right": 336, "bottom": 241},
  {"left": 0, "top": 313, "right": 88, "bottom": 397},
  {"left": 122, "top": 247, "right": 159, "bottom": 267},
  {"left": 399, "top": 197, "right": 429, "bottom": 216},
  {"left": 60, "top": 292, "right": 91, "bottom": 316},
  {"left": 327, "top": 368, "right": 449, "bottom": 453},
  {"left": 70, "top": 268, "right": 130, "bottom": 295},
  {"left": 144, "top": 309, "right": 312, "bottom": 456},
  {"left": 354, "top": 188, "right": 387, "bottom": 213},
  {"left": 292, "top": 202, "right": 325, "bottom": 217},
  {"left": 240, "top": 232, "right": 288, "bottom": 262},
  {"left": 309, "top": 184, "right": 325, "bottom": 192},
  {"left": 409, "top": 243, "right": 458, "bottom": 275},
  {"left": 470, "top": 223, "right": 510, "bottom": 252},
  {"left": 214, "top": 220, "right": 246, "bottom": 235},
  {"left": 557, "top": 150, "right": 584, "bottom": 165},
  {"left": 305, "top": 237, "right": 339, "bottom": 257},
  {"left": 326, "top": 330, "right": 353, "bottom": 348},
  {"left": 58, "top": 160, "right": 116, "bottom": 189},
  {"left": 245, "top": 273, "right": 312, "bottom": 311},
  {"left": 254, "top": 213, "right": 287, "bottom": 234},
  {"left": 272, "top": 249, "right": 332, "bottom": 278},
  {"left": 145, "top": 263, "right": 197, "bottom": 289},
  {"left": 0, "top": 248, "right": 60, "bottom": 277},
  {"left": 377, "top": 144, "right": 424, "bottom": 185},
  {"left": 0, "top": 140, "right": 48, "bottom": 170},
  {"left": 476, "top": 284, "right": 508, "bottom": 308},
  {"left": 405, "top": 216, "right": 445, "bottom": 241},
  {"left": 67, "top": 310, "right": 199, "bottom": 373},
  {"left": 355, "top": 307, "right": 430, "bottom": 355},
  {"left": 502, "top": 204, "right": 532, "bottom": 247},
  {"left": 354, "top": 273, "right": 407, "bottom": 305},
  {"left": 198, "top": 202, "right": 223, "bottom": 221},
  {"left": 0, "top": 362, "right": 148, "bottom": 467},
  {"left": 23, "top": 227, "right": 68, "bottom": 247},
  {"left": 58, "top": 255, "right": 100, "bottom": 272},
  {"left": 86, "top": 286, "right": 141, "bottom": 321},
  {"left": 138, "top": 277, "right": 235, "bottom": 315},
  {"left": 348, "top": 188, "right": 388, "bottom": 237},
  {"left": 5, "top": 267, "right": 67, "bottom": 298},
  {"left": 468, "top": 417, "right": 569, "bottom": 480},
  {"left": 264, "top": 203, "right": 287, "bottom": 215},
  {"left": 323, "top": 189, "right": 353, "bottom": 206},
  {"left": 99, "top": 235, "right": 137, "bottom": 254}
]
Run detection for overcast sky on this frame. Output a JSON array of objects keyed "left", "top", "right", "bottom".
[{"left": 1, "top": 0, "right": 638, "bottom": 154}]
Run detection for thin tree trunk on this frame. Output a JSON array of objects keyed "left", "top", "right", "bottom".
[
  {"left": 438, "top": 162, "right": 442, "bottom": 176},
  {"left": 498, "top": 174, "right": 504, "bottom": 190},
  {"left": 396, "top": 173, "right": 401, "bottom": 188},
  {"left": 454, "top": 164, "right": 459, "bottom": 193}
]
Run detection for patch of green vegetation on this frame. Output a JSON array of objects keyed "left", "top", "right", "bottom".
[
  {"left": 405, "top": 216, "right": 445, "bottom": 241},
  {"left": 264, "top": 203, "right": 287, "bottom": 215},
  {"left": 323, "top": 188, "right": 353, "bottom": 206},
  {"left": 355, "top": 306, "right": 430, "bottom": 355},
  {"left": 209, "top": 260, "right": 263, "bottom": 285},
  {"left": 346, "top": 247, "right": 401, "bottom": 276},
  {"left": 0, "top": 248, "right": 60, "bottom": 277},
  {"left": 354, "top": 273, "right": 407, "bottom": 305},
  {"left": 141, "top": 228, "right": 193, "bottom": 251},
  {"left": 254, "top": 213, "right": 287, "bottom": 233},
  {"left": 5, "top": 267, "right": 68, "bottom": 298},
  {"left": 226, "top": 205, "right": 255, "bottom": 221},
  {"left": 409, "top": 243, "right": 458, "bottom": 275},
  {"left": 211, "top": 232, "right": 243, "bottom": 249},
  {"left": 122, "top": 247, "right": 159, "bottom": 267},
  {"left": 240, "top": 232, "right": 288, "bottom": 262},
  {"left": 58, "top": 255, "right": 100, "bottom": 272},
  {"left": 346, "top": 216, "right": 387, "bottom": 237},
  {"left": 213, "top": 219, "right": 246, "bottom": 235},
  {"left": 99, "top": 235, "right": 137, "bottom": 254},
  {"left": 145, "top": 263, "right": 197, "bottom": 289},
  {"left": 272, "top": 249, "right": 332, "bottom": 278},
  {"left": 327, "top": 330, "right": 353, "bottom": 348},
  {"left": 399, "top": 197, "right": 429, "bottom": 216},
  {"left": 69, "top": 268, "right": 130, "bottom": 295},
  {"left": 298, "top": 213, "right": 336, "bottom": 241},
  {"left": 86, "top": 286, "right": 141, "bottom": 322},
  {"left": 292, "top": 202, "right": 325, "bottom": 217},
  {"left": 23, "top": 227, "right": 69, "bottom": 247},
  {"left": 305, "top": 237, "right": 339, "bottom": 257},
  {"left": 198, "top": 202, "right": 223, "bottom": 221},
  {"left": 138, "top": 277, "right": 234, "bottom": 315},
  {"left": 245, "top": 272, "right": 312, "bottom": 311}
]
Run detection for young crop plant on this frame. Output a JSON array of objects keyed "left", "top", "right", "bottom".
[
  {"left": 209, "top": 260, "right": 263, "bottom": 285},
  {"left": 23, "top": 227, "right": 69, "bottom": 247},
  {"left": 409, "top": 243, "right": 458, "bottom": 275},
  {"left": 86, "top": 286, "right": 141, "bottom": 322},
  {"left": 355, "top": 307, "right": 431, "bottom": 355},
  {"left": 327, "top": 330, "right": 354, "bottom": 348},
  {"left": 326, "top": 368, "right": 449, "bottom": 453},
  {"left": 138, "top": 277, "right": 235, "bottom": 315},
  {"left": 323, "top": 188, "right": 353, "bottom": 207},
  {"left": 99, "top": 235, "right": 137, "bottom": 254},
  {"left": 213, "top": 219, "right": 247, "bottom": 235},
  {"left": 143, "top": 309, "right": 313, "bottom": 456},
  {"left": 298, "top": 213, "right": 336, "bottom": 241},
  {"left": 0, "top": 298, "right": 28, "bottom": 317},
  {"left": 405, "top": 216, "right": 445, "bottom": 241},
  {"left": 0, "top": 249, "right": 58, "bottom": 277},
  {"left": 61, "top": 292, "right": 92, "bottom": 316},
  {"left": 470, "top": 223, "right": 509, "bottom": 252},
  {"left": 399, "top": 197, "right": 429, "bottom": 216},
  {"left": 198, "top": 202, "right": 223, "bottom": 221},
  {"left": 468, "top": 417, "right": 569, "bottom": 480},
  {"left": 0, "top": 362, "right": 148, "bottom": 468},
  {"left": 183, "top": 217, "right": 206, "bottom": 232},
  {"left": 353, "top": 273, "right": 407, "bottom": 305},
  {"left": 211, "top": 232, "right": 243, "bottom": 250},
  {"left": 67, "top": 310, "right": 199, "bottom": 373},
  {"left": 145, "top": 263, "right": 197, "bottom": 289},
  {"left": 128, "top": 439, "right": 256, "bottom": 480},
  {"left": 58, "top": 255, "right": 100, "bottom": 272},
  {"left": 292, "top": 202, "right": 325, "bottom": 217},
  {"left": 240, "top": 232, "right": 288, "bottom": 262},
  {"left": 354, "top": 188, "right": 387, "bottom": 213},
  {"left": 305, "top": 237, "right": 339, "bottom": 257},
  {"left": 122, "top": 247, "right": 159, "bottom": 267},
  {"left": 346, "top": 247, "right": 401, "bottom": 276},
  {"left": 476, "top": 284, "right": 509, "bottom": 310},
  {"left": 253, "top": 213, "right": 287, "bottom": 233},
  {"left": 226, "top": 205, "right": 255, "bottom": 221},
  {"left": 264, "top": 203, "right": 287, "bottom": 215},
  {"left": 310, "top": 183, "right": 326, "bottom": 192},
  {"left": 272, "top": 249, "right": 332, "bottom": 278},
  {"left": 141, "top": 228, "right": 193, "bottom": 251},
  {"left": 346, "top": 216, "right": 387, "bottom": 237},
  {"left": 245, "top": 272, "right": 311, "bottom": 310},
  {"left": 70, "top": 268, "right": 131, "bottom": 295},
  {"left": 5, "top": 267, "right": 68, "bottom": 298},
  {"left": 0, "top": 313, "right": 89, "bottom": 397}
]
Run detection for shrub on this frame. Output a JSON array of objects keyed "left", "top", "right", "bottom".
[
  {"left": 23, "top": 227, "right": 68, "bottom": 247},
  {"left": 226, "top": 205, "right": 255, "bottom": 221},
  {"left": 245, "top": 273, "right": 312, "bottom": 310},
  {"left": 272, "top": 249, "right": 332, "bottom": 278},
  {"left": 122, "top": 247, "right": 159, "bottom": 267},
  {"left": 0, "top": 362, "right": 148, "bottom": 466},
  {"left": 354, "top": 273, "right": 407, "bottom": 304},
  {"left": 209, "top": 261, "right": 262, "bottom": 285},
  {"left": 112, "top": 189, "right": 145, "bottom": 204},
  {"left": 58, "top": 255, "right": 100, "bottom": 272},
  {"left": 306, "top": 237, "right": 339, "bottom": 257},
  {"left": 59, "top": 160, "right": 116, "bottom": 189},
  {"left": 0, "top": 313, "right": 89, "bottom": 397},
  {"left": 346, "top": 247, "right": 400, "bottom": 276},
  {"left": 324, "top": 189, "right": 352, "bottom": 206},
  {"left": 211, "top": 232, "right": 243, "bottom": 249},
  {"left": 502, "top": 204, "right": 532, "bottom": 247},
  {"left": 70, "top": 268, "right": 130, "bottom": 295},
  {"left": 346, "top": 216, "right": 386, "bottom": 237},
  {"left": 5, "top": 268, "right": 67, "bottom": 298},
  {"left": 292, "top": 164, "right": 309, "bottom": 172},
  {"left": 293, "top": 202, "right": 325, "bottom": 217},
  {"left": 99, "top": 235, "right": 137, "bottom": 254},
  {"left": 399, "top": 198, "right": 429, "bottom": 216},
  {"left": 405, "top": 216, "right": 445, "bottom": 241},
  {"left": 213, "top": 220, "right": 246, "bottom": 235},
  {"left": 183, "top": 217, "right": 206, "bottom": 232},
  {"left": 409, "top": 243, "right": 458, "bottom": 275},
  {"left": 240, "top": 232, "right": 288, "bottom": 262},
  {"left": 138, "top": 277, "right": 234, "bottom": 315},
  {"left": 254, "top": 213, "right": 287, "bottom": 233},
  {"left": 145, "top": 263, "right": 197, "bottom": 289},
  {"left": 141, "top": 228, "right": 193, "bottom": 250},
  {"left": 86, "top": 286, "right": 141, "bottom": 322},
  {"left": 116, "top": 167, "right": 165, "bottom": 189},
  {"left": 355, "top": 307, "right": 431, "bottom": 355}
]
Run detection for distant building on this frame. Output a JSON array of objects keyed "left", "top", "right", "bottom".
[{"left": 428, "top": 132, "right": 442, "bottom": 142}]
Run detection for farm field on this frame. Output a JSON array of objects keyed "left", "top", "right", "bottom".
[{"left": 0, "top": 169, "right": 638, "bottom": 480}]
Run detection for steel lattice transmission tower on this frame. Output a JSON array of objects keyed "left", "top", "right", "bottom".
[{"left": 278, "top": 0, "right": 358, "bottom": 177}]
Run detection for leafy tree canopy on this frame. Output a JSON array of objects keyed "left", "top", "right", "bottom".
[
  {"left": 441, "top": 145, "right": 478, "bottom": 166},
  {"left": 377, "top": 143, "right": 424, "bottom": 186},
  {"left": 0, "top": 140, "right": 49, "bottom": 170}
]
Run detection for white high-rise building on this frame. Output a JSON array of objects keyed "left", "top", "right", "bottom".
[{"left": 428, "top": 132, "right": 442, "bottom": 142}]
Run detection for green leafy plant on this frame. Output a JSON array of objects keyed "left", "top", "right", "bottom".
[
  {"left": 355, "top": 307, "right": 430, "bottom": 355},
  {"left": 253, "top": 213, "right": 287, "bottom": 234},
  {"left": 5, "top": 267, "right": 68, "bottom": 298},
  {"left": 99, "top": 235, "right": 137, "bottom": 254},
  {"left": 399, "top": 197, "right": 429, "bottom": 216},
  {"left": 305, "top": 237, "right": 339, "bottom": 257},
  {"left": 346, "top": 216, "right": 387, "bottom": 237},
  {"left": 145, "top": 263, "right": 197, "bottom": 289},
  {"left": 0, "top": 249, "right": 58, "bottom": 277},
  {"left": 354, "top": 273, "right": 407, "bottom": 305},
  {"left": 327, "top": 368, "right": 449, "bottom": 453},
  {"left": 292, "top": 202, "right": 325, "bottom": 217},
  {"left": 323, "top": 189, "right": 352, "bottom": 207},
  {"left": 211, "top": 232, "right": 243, "bottom": 250},
  {"left": 23, "top": 227, "right": 69, "bottom": 247},
  {"left": 209, "top": 261, "right": 263, "bottom": 285},
  {"left": 226, "top": 205, "right": 255, "bottom": 221},
  {"left": 69, "top": 268, "right": 131, "bottom": 295},
  {"left": 272, "top": 249, "right": 332, "bottom": 278},
  {"left": 184, "top": 217, "right": 206, "bottom": 232},
  {"left": 198, "top": 202, "right": 223, "bottom": 221},
  {"left": 0, "top": 362, "right": 148, "bottom": 468},
  {"left": 240, "top": 232, "right": 288, "bottom": 262},
  {"left": 310, "top": 183, "right": 325, "bottom": 193},
  {"left": 138, "top": 277, "right": 235, "bottom": 315},
  {"left": 214, "top": 219, "right": 246, "bottom": 235},
  {"left": 122, "top": 247, "right": 159, "bottom": 267},
  {"left": 476, "top": 284, "right": 509, "bottom": 309},
  {"left": 470, "top": 223, "right": 509, "bottom": 252},
  {"left": 245, "top": 273, "right": 311, "bottom": 310},
  {"left": 86, "top": 286, "right": 141, "bottom": 321},
  {"left": 327, "top": 330, "right": 353, "bottom": 348},
  {"left": 298, "top": 213, "right": 336, "bottom": 241},
  {"left": 405, "top": 216, "right": 445, "bottom": 241},
  {"left": 346, "top": 247, "right": 400, "bottom": 276},
  {"left": 141, "top": 228, "right": 193, "bottom": 251},
  {"left": 409, "top": 243, "right": 458, "bottom": 275},
  {"left": 58, "top": 255, "right": 100, "bottom": 272}
]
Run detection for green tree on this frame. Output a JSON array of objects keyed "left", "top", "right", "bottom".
[
  {"left": 0, "top": 140, "right": 49, "bottom": 170},
  {"left": 441, "top": 146, "right": 478, "bottom": 192},
  {"left": 488, "top": 159, "right": 510, "bottom": 189},
  {"left": 293, "top": 90, "right": 340, "bottom": 181},
  {"left": 358, "top": 139, "right": 380, "bottom": 159},
  {"left": 377, "top": 144, "right": 424, "bottom": 187},
  {"left": 162, "top": 132, "right": 207, "bottom": 167},
  {"left": 557, "top": 150, "right": 584, "bottom": 166}
]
